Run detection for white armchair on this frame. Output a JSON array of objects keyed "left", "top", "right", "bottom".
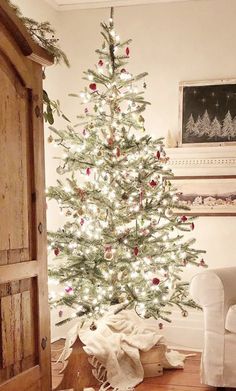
[{"left": 190, "top": 267, "right": 236, "bottom": 388}]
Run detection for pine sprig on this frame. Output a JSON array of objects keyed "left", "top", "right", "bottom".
[{"left": 6, "top": 0, "right": 69, "bottom": 66}]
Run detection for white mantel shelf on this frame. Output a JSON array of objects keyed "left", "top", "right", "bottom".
[{"left": 165, "top": 146, "right": 236, "bottom": 176}]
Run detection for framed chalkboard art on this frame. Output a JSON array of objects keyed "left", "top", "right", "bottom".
[{"left": 179, "top": 79, "right": 236, "bottom": 146}]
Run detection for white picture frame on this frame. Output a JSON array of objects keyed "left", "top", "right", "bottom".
[{"left": 170, "top": 175, "right": 236, "bottom": 216}]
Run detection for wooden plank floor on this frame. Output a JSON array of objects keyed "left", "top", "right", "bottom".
[{"left": 51, "top": 339, "right": 234, "bottom": 391}]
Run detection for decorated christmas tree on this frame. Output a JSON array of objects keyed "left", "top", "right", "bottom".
[{"left": 47, "top": 9, "right": 205, "bottom": 327}]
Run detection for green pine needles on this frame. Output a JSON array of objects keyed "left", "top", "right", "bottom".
[
  {"left": 7, "top": 0, "right": 69, "bottom": 66},
  {"left": 47, "top": 9, "right": 206, "bottom": 327}
]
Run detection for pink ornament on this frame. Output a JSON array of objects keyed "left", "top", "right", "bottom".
[
  {"left": 65, "top": 286, "right": 73, "bottom": 294},
  {"left": 121, "top": 68, "right": 127, "bottom": 73},
  {"left": 85, "top": 108, "right": 88, "bottom": 114},
  {"left": 200, "top": 259, "right": 205, "bottom": 266},
  {"left": 59, "top": 310, "right": 63, "bottom": 318},
  {"left": 159, "top": 323, "right": 163, "bottom": 330},
  {"left": 83, "top": 129, "right": 86, "bottom": 136},
  {"left": 86, "top": 168, "right": 91, "bottom": 176},
  {"left": 80, "top": 218, "right": 84, "bottom": 226},
  {"left": 116, "top": 148, "right": 121, "bottom": 158}
]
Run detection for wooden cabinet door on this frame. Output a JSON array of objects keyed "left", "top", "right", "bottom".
[{"left": 0, "top": 7, "right": 52, "bottom": 391}]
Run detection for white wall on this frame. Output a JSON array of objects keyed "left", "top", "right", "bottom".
[{"left": 13, "top": 0, "right": 236, "bottom": 348}]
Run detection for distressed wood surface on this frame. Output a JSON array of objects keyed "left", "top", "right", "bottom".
[
  {"left": 0, "top": 2, "right": 52, "bottom": 389},
  {"left": 0, "top": 0, "right": 53, "bottom": 65},
  {"left": 0, "top": 280, "right": 38, "bottom": 382},
  {"left": 53, "top": 337, "right": 166, "bottom": 391},
  {"left": 0, "top": 51, "right": 29, "bottom": 263},
  {"left": 51, "top": 340, "right": 215, "bottom": 391}
]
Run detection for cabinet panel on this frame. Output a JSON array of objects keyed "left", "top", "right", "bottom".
[
  {"left": 0, "top": 279, "right": 38, "bottom": 383},
  {"left": 0, "top": 52, "right": 34, "bottom": 265}
]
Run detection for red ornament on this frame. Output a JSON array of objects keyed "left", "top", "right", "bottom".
[
  {"left": 80, "top": 218, "right": 84, "bottom": 226},
  {"left": 159, "top": 323, "right": 163, "bottom": 330},
  {"left": 86, "top": 168, "right": 91, "bottom": 176},
  {"left": 107, "top": 137, "right": 114, "bottom": 146},
  {"left": 126, "top": 47, "right": 130, "bottom": 56},
  {"left": 133, "top": 247, "right": 139, "bottom": 256},
  {"left": 54, "top": 248, "right": 60, "bottom": 256},
  {"left": 152, "top": 277, "right": 160, "bottom": 286},
  {"left": 156, "top": 151, "right": 161, "bottom": 159},
  {"left": 98, "top": 59, "right": 103, "bottom": 66},
  {"left": 200, "top": 259, "right": 205, "bottom": 266},
  {"left": 89, "top": 83, "right": 97, "bottom": 91},
  {"left": 121, "top": 68, "right": 127, "bottom": 73},
  {"left": 59, "top": 310, "right": 63, "bottom": 318},
  {"left": 149, "top": 180, "right": 157, "bottom": 187},
  {"left": 116, "top": 147, "right": 121, "bottom": 157},
  {"left": 140, "top": 190, "right": 144, "bottom": 206},
  {"left": 65, "top": 286, "right": 73, "bottom": 294},
  {"left": 191, "top": 222, "right": 195, "bottom": 230},
  {"left": 181, "top": 215, "right": 188, "bottom": 222}
]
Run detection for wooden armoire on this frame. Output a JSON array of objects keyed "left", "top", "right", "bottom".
[{"left": 0, "top": 1, "right": 53, "bottom": 390}]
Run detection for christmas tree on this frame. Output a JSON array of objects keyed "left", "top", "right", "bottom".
[
  {"left": 209, "top": 116, "right": 221, "bottom": 140},
  {"left": 200, "top": 110, "right": 211, "bottom": 137},
  {"left": 192, "top": 115, "right": 202, "bottom": 137},
  {"left": 222, "top": 110, "right": 234, "bottom": 140},
  {"left": 47, "top": 9, "right": 205, "bottom": 327},
  {"left": 185, "top": 114, "right": 195, "bottom": 135}
]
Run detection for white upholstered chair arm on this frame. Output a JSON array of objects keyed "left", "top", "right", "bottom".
[
  {"left": 190, "top": 267, "right": 236, "bottom": 307},
  {"left": 190, "top": 267, "right": 236, "bottom": 388},
  {"left": 190, "top": 267, "right": 236, "bottom": 332}
]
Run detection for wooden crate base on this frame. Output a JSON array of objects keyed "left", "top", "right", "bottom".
[{"left": 54, "top": 338, "right": 167, "bottom": 391}]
